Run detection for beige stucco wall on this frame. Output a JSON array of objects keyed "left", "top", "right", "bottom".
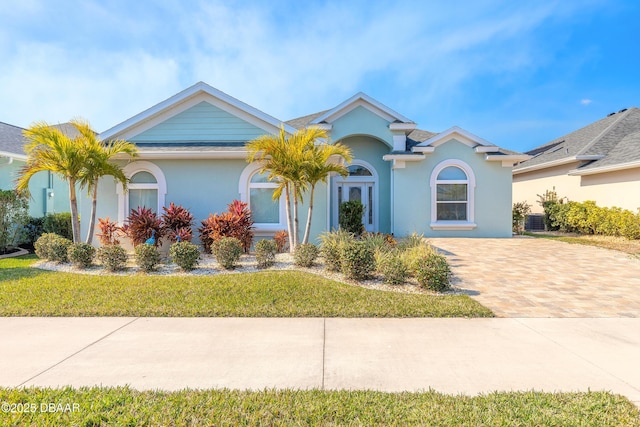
[{"left": 513, "top": 163, "right": 640, "bottom": 213}]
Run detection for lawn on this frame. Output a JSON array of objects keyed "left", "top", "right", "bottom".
[
  {"left": 524, "top": 232, "right": 640, "bottom": 257},
  {"left": 0, "top": 387, "right": 638, "bottom": 426},
  {"left": 0, "top": 255, "right": 492, "bottom": 317}
]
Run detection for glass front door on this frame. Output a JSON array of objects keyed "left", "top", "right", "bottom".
[{"left": 337, "top": 182, "right": 374, "bottom": 232}]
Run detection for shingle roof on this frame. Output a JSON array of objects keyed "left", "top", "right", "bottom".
[
  {"left": 515, "top": 107, "right": 640, "bottom": 171},
  {"left": 285, "top": 110, "right": 330, "bottom": 129},
  {"left": 0, "top": 121, "right": 26, "bottom": 156}
]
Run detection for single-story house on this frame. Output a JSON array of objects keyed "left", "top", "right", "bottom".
[
  {"left": 513, "top": 107, "right": 640, "bottom": 213},
  {"left": 78, "top": 81, "right": 525, "bottom": 244},
  {"left": 0, "top": 121, "right": 71, "bottom": 216}
]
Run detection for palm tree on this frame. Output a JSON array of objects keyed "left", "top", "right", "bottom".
[
  {"left": 16, "top": 121, "right": 87, "bottom": 242},
  {"left": 79, "top": 124, "right": 138, "bottom": 244},
  {"left": 300, "top": 140, "right": 352, "bottom": 244}
]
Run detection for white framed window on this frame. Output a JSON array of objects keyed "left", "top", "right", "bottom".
[
  {"left": 117, "top": 161, "right": 167, "bottom": 224},
  {"left": 239, "top": 163, "right": 286, "bottom": 231},
  {"left": 430, "top": 159, "right": 476, "bottom": 230}
]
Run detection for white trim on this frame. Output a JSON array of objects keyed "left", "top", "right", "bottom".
[
  {"left": 382, "top": 154, "right": 424, "bottom": 161},
  {"left": 512, "top": 155, "right": 603, "bottom": 174},
  {"left": 474, "top": 146, "right": 501, "bottom": 153},
  {"left": 100, "top": 81, "right": 296, "bottom": 140},
  {"left": 332, "top": 159, "right": 379, "bottom": 232},
  {"left": 411, "top": 146, "right": 435, "bottom": 154},
  {"left": 238, "top": 162, "right": 287, "bottom": 232},
  {"left": 569, "top": 159, "right": 640, "bottom": 176},
  {"left": 430, "top": 159, "right": 476, "bottom": 228},
  {"left": 0, "top": 151, "right": 26, "bottom": 161},
  {"left": 415, "top": 126, "right": 493, "bottom": 148},
  {"left": 113, "top": 150, "right": 248, "bottom": 160},
  {"left": 311, "top": 92, "right": 414, "bottom": 125},
  {"left": 116, "top": 161, "right": 167, "bottom": 224},
  {"left": 389, "top": 122, "right": 417, "bottom": 131}
]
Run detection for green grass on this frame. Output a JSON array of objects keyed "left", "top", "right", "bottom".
[
  {"left": 0, "top": 255, "right": 491, "bottom": 317},
  {"left": 0, "top": 387, "right": 637, "bottom": 426}
]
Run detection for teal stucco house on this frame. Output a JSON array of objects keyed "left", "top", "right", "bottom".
[{"left": 78, "top": 82, "right": 526, "bottom": 244}]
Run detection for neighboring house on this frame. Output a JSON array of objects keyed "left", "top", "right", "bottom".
[
  {"left": 80, "top": 81, "right": 525, "bottom": 244},
  {"left": 0, "top": 121, "right": 71, "bottom": 217},
  {"left": 513, "top": 107, "right": 640, "bottom": 213}
]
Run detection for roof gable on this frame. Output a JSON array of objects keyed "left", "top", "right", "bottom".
[
  {"left": 310, "top": 92, "right": 414, "bottom": 125},
  {"left": 100, "top": 81, "right": 295, "bottom": 141},
  {"left": 414, "top": 126, "right": 496, "bottom": 149}
]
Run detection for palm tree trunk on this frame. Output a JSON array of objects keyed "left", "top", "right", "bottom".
[
  {"left": 292, "top": 184, "right": 299, "bottom": 250},
  {"left": 302, "top": 184, "right": 316, "bottom": 245},
  {"left": 68, "top": 179, "right": 81, "bottom": 243},
  {"left": 85, "top": 182, "right": 98, "bottom": 244},
  {"left": 284, "top": 183, "right": 294, "bottom": 253}
]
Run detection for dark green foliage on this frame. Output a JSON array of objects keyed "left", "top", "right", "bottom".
[
  {"left": 255, "top": 239, "right": 277, "bottom": 269},
  {"left": 414, "top": 252, "right": 452, "bottom": 292},
  {"left": 212, "top": 237, "right": 243, "bottom": 270},
  {"left": 122, "top": 206, "right": 164, "bottom": 247},
  {"left": 339, "top": 200, "right": 364, "bottom": 235},
  {"left": 512, "top": 201, "right": 532, "bottom": 234},
  {"left": 294, "top": 243, "right": 319, "bottom": 267},
  {"left": 135, "top": 244, "right": 161, "bottom": 272},
  {"left": 340, "top": 240, "right": 375, "bottom": 280},
  {"left": 34, "top": 233, "right": 60, "bottom": 260},
  {"left": 48, "top": 235, "right": 72, "bottom": 263},
  {"left": 67, "top": 242, "right": 96, "bottom": 268},
  {"left": 97, "top": 245, "right": 128, "bottom": 271},
  {"left": 43, "top": 212, "right": 73, "bottom": 241},
  {"left": 23, "top": 216, "right": 45, "bottom": 247},
  {"left": 377, "top": 250, "right": 409, "bottom": 285},
  {"left": 0, "top": 189, "right": 29, "bottom": 252},
  {"left": 169, "top": 241, "right": 200, "bottom": 271},
  {"left": 319, "top": 229, "right": 353, "bottom": 272},
  {"left": 162, "top": 202, "right": 194, "bottom": 243}
]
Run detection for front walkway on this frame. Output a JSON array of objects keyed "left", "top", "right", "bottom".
[{"left": 430, "top": 237, "right": 640, "bottom": 317}]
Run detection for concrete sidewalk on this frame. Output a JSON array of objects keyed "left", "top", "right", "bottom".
[{"left": 1, "top": 317, "right": 639, "bottom": 406}]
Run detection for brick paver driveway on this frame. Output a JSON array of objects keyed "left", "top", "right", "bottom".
[{"left": 429, "top": 237, "right": 640, "bottom": 317}]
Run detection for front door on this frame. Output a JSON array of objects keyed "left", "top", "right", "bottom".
[{"left": 336, "top": 182, "right": 375, "bottom": 232}]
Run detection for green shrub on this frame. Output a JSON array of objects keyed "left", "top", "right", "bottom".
[
  {"left": 376, "top": 250, "right": 409, "bottom": 285},
  {"left": 212, "top": 237, "right": 243, "bottom": 270},
  {"left": 404, "top": 243, "right": 435, "bottom": 276},
  {"left": 339, "top": 200, "right": 364, "bottom": 235},
  {"left": 34, "top": 232, "right": 59, "bottom": 260},
  {"left": 397, "top": 232, "right": 426, "bottom": 251},
  {"left": 319, "top": 229, "right": 353, "bottom": 272},
  {"left": 169, "top": 241, "right": 200, "bottom": 271},
  {"left": 294, "top": 243, "right": 319, "bottom": 267},
  {"left": 255, "top": 239, "right": 277, "bottom": 269},
  {"left": 340, "top": 240, "right": 375, "bottom": 281},
  {"left": 67, "top": 242, "right": 96, "bottom": 268},
  {"left": 361, "top": 232, "right": 394, "bottom": 254},
  {"left": 97, "top": 245, "right": 128, "bottom": 271},
  {"left": 48, "top": 235, "right": 72, "bottom": 263},
  {"left": 0, "top": 189, "right": 29, "bottom": 252},
  {"left": 414, "top": 252, "right": 452, "bottom": 292},
  {"left": 23, "top": 216, "right": 45, "bottom": 247},
  {"left": 135, "top": 243, "right": 161, "bottom": 272},
  {"left": 512, "top": 201, "right": 532, "bottom": 234},
  {"left": 43, "top": 212, "right": 73, "bottom": 241}
]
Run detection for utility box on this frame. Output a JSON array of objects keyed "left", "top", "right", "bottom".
[{"left": 525, "top": 214, "right": 545, "bottom": 231}]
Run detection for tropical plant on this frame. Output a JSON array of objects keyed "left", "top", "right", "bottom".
[
  {"left": 169, "top": 241, "right": 200, "bottom": 271},
  {"left": 0, "top": 189, "right": 28, "bottom": 253},
  {"left": 212, "top": 237, "right": 243, "bottom": 270},
  {"left": 96, "top": 217, "right": 123, "bottom": 246},
  {"left": 198, "top": 201, "right": 254, "bottom": 253},
  {"left": 339, "top": 200, "right": 365, "bottom": 235},
  {"left": 255, "top": 239, "right": 277, "bottom": 269},
  {"left": 135, "top": 243, "right": 161, "bottom": 272},
  {"left": 122, "top": 206, "right": 163, "bottom": 247},
  {"left": 273, "top": 230, "right": 289, "bottom": 253},
  {"left": 161, "top": 202, "right": 194, "bottom": 243},
  {"left": 319, "top": 229, "right": 353, "bottom": 272},
  {"left": 293, "top": 243, "right": 319, "bottom": 267},
  {"left": 67, "top": 242, "right": 96, "bottom": 268}
]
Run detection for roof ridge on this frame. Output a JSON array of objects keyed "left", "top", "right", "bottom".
[{"left": 576, "top": 108, "right": 632, "bottom": 156}]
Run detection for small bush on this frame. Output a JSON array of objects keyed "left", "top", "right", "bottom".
[
  {"left": 274, "top": 230, "right": 289, "bottom": 253},
  {"left": 67, "top": 242, "right": 96, "bottom": 268},
  {"left": 135, "top": 244, "right": 161, "bottom": 272},
  {"left": 43, "top": 212, "right": 73, "bottom": 241},
  {"left": 0, "top": 189, "right": 29, "bottom": 252},
  {"left": 48, "top": 235, "right": 73, "bottom": 263},
  {"left": 512, "top": 201, "right": 532, "bottom": 234},
  {"left": 97, "top": 245, "right": 128, "bottom": 271},
  {"left": 169, "top": 241, "right": 200, "bottom": 271},
  {"left": 212, "top": 237, "right": 243, "bottom": 270},
  {"left": 319, "top": 229, "right": 353, "bottom": 272},
  {"left": 294, "top": 243, "right": 319, "bottom": 267},
  {"left": 361, "top": 232, "right": 393, "bottom": 254},
  {"left": 340, "top": 240, "right": 375, "bottom": 281},
  {"left": 96, "top": 217, "right": 123, "bottom": 246},
  {"left": 34, "top": 232, "right": 59, "bottom": 260},
  {"left": 414, "top": 252, "right": 452, "bottom": 292},
  {"left": 339, "top": 200, "right": 364, "bottom": 236},
  {"left": 397, "top": 232, "right": 426, "bottom": 251},
  {"left": 23, "top": 216, "right": 45, "bottom": 248},
  {"left": 255, "top": 239, "right": 277, "bottom": 269},
  {"left": 376, "top": 250, "right": 409, "bottom": 285},
  {"left": 404, "top": 244, "right": 435, "bottom": 276}
]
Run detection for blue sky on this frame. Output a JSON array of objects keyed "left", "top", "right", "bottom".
[{"left": 0, "top": 0, "right": 638, "bottom": 153}]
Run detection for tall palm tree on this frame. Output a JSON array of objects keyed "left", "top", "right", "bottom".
[
  {"left": 16, "top": 121, "right": 87, "bottom": 242},
  {"left": 79, "top": 123, "right": 138, "bottom": 244},
  {"left": 300, "top": 140, "right": 352, "bottom": 244}
]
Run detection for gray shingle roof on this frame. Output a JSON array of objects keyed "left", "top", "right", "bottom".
[
  {"left": 285, "top": 110, "right": 330, "bottom": 129},
  {"left": 515, "top": 107, "right": 640, "bottom": 171},
  {"left": 0, "top": 121, "right": 26, "bottom": 156}
]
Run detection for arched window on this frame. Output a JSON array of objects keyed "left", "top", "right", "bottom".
[
  {"left": 117, "top": 161, "right": 167, "bottom": 224},
  {"left": 239, "top": 163, "right": 286, "bottom": 231},
  {"left": 430, "top": 159, "right": 476, "bottom": 229}
]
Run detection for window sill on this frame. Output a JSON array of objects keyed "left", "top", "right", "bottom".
[
  {"left": 253, "top": 224, "right": 287, "bottom": 235},
  {"left": 430, "top": 221, "right": 477, "bottom": 230}
]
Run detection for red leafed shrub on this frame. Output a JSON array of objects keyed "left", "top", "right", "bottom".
[
  {"left": 198, "top": 200, "right": 254, "bottom": 253},
  {"left": 122, "top": 206, "right": 163, "bottom": 247},
  {"left": 96, "top": 217, "right": 123, "bottom": 246},
  {"left": 161, "top": 202, "right": 194, "bottom": 243},
  {"left": 274, "top": 230, "right": 289, "bottom": 253}
]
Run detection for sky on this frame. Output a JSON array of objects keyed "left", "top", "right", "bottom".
[{"left": 0, "top": 0, "right": 639, "bottom": 153}]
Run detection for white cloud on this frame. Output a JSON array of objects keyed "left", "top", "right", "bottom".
[{"left": 581, "top": 99, "right": 593, "bottom": 105}]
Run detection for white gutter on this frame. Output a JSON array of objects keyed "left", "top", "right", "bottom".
[
  {"left": 569, "top": 159, "right": 640, "bottom": 176},
  {"left": 0, "top": 151, "right": 27, "bottom": 161},
  {"left": 113, "top": 150, "right": 248, "bottom": 160},
  {"left": 513, "top": 155, "right": 603, "bottom": 174}
]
